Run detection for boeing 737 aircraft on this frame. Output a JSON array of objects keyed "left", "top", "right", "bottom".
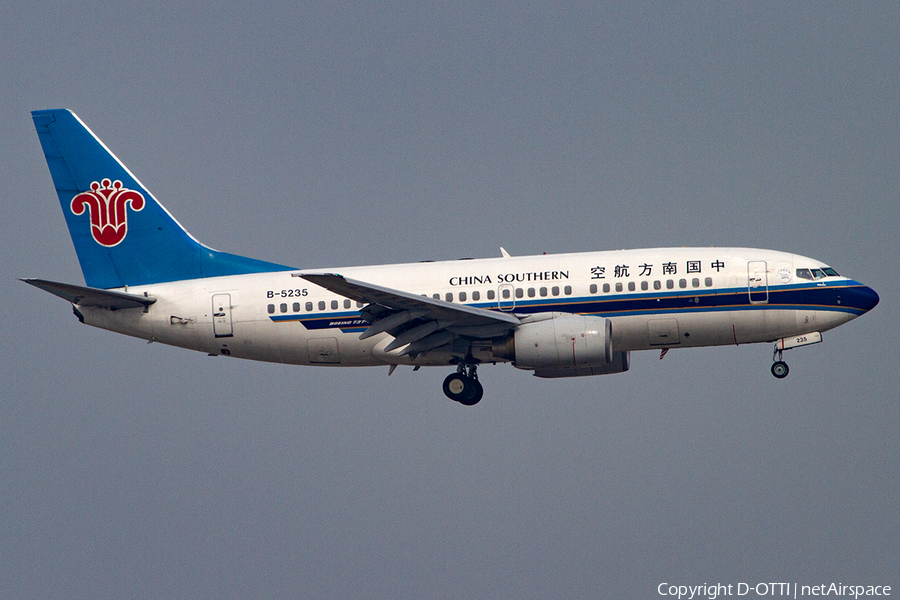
[{"left": 25, "top": 109, "right": 879, "bottom": 405}]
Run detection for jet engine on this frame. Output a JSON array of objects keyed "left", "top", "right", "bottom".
[{"left": 493, "top": 315, "right": 614, "bottom": 370}]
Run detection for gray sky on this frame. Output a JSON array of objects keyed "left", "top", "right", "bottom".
[{"left": 2, "top": 2, "right": 898, "bottom": 598}]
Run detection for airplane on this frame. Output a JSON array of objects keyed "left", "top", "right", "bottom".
[{"left": 24, "top": 109, "right": 880, "bottom": 405}]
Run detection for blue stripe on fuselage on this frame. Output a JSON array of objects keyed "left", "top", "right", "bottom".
[
  {"left": 267, "top": 280, "right": 872, "bottom": 331},
  {"left": 504, "top": 281, "right": 873, "bottom": 319}
]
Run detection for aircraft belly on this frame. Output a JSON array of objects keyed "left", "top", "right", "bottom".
[
  {"left": 266, "top": 323, "right": 383, "bottom": 366},
  {"left": 610, "top": 308, "right": 806, "bottom": 351},
  {"left": 611, "top": 313, "right": 739, "bottom": 351},
  {"left": 731, "top": 309, "right": 799, "bottom": 344}
]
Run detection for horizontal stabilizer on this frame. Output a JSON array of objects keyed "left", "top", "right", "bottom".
[{"left": 21, "top": 278, "right": 156, "bottom": 310}]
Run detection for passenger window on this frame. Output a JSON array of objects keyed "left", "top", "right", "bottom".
[
  {"left": 615, "top": 282, "right": 623, "bottom": 292},
  {"left": 641, "top": 281, "right": 649, "bottom": 291},
  {"left": 515, "top": 288, "right": 524, "bottom": 299},
  {"left": 330, "top": 300, "right": 337, "bottom": 310},
  {"left": 306, "top": 302, "right": 313, "bottom": 311},
  {"left": 527, "top": 288, "right": 535, "bottom": 298},
  {"left": 603, "top": 283, "right": 610, "bottom": 293},
  {"left": 654, "top": 280, "right": 662, "bottom": 290},
  {"left": 433, "top": 293, "right": 440, "bottom": 299},
  {"left": 473, "top": 291, "right": 480, "bottom": 301},
  {"left": 459, "top": 291, "right": 467, "bottom": 302},
  {"left": 280, "top": 303, "right": 288, "bottom": 313},
  {"left": 564, "top": 286, "right": 572, "bottom": 295},
  {"left": 267, "top": 304, "right": 275, "bottom": 314},
  {"left": 344, "top": 299, "right": 351, "bottom": 309},
  {"left": 704, "top": 277, "right": 713, "bottom": 287},
  {"left": 357, "top": 301, "right": 364, "bottom": 308},
  {"left": 589, "top": 284, "right": 597, "bottom": 294},
  {"left": 293, "top": 302, "right": 300, "bottom": 312},
  {"left": 666, "top": 280, "right": 675, "bottom": 289},
  {"left": 679, "top": 279, "right": 687, "bottom": 289},
  {"left": 552, "top": 286, "right": 560, "bottom": 296},
  {"left": 318, "top": 301, "right": 326, "bottom": 311},
  {"left": 487, "top": 290, "right": 495, "bottom": 300},
  {"left": 540, "top": 287, "right": 548, "bottom": 297},
  {"left": 628, "top": 282, "right": 635, "bottom": 292},
  {"left": 502, "top": 288, "right": 511, "bottom": 299},
  {"left": 445, "top": 292, "right": 453, "bottom": 302},
  {"left": 692, "top": 278, "right": 700, "bottom": 288}
]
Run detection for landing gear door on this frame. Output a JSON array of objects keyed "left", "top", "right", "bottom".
[
  {"left": 748, "top": 261, "right": 768, "bottom": 304},
  {"left": 212, "top": 293, "right": 233, "bottom": 338},
  {"left": 648, "top": 318, "right": 681, "bottom": 346},
  {"left": 308, "top": 338, "right": 341, "bottom": 364}
]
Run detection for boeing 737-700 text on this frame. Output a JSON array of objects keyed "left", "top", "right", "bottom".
[{"left": 24, "top": 109, "right": 879, "bottom": 405}]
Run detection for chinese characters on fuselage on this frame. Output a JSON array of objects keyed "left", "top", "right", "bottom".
[
  {"left": 447, "top": 260, "right": 727, "bottom": 287},
  {"left": 590, "top": 260, "right": 726, "bottom": 279}
]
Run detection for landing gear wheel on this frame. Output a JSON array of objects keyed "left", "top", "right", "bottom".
[
  {"left": 442, "top": 369, "right": 483, "bottom": 406},
  {"left": 771, "top": 361, "right": 789, "bottom": 379},
  {"left": 443, "top": 373, "right": 472, "bottom": 402},
  {"left": 458, "top": 379, "right": 483, "bottom": 406}
]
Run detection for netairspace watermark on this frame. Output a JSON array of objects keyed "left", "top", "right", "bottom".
[{"left": 657, "top": 582, "right": 892, "bottom": 600}]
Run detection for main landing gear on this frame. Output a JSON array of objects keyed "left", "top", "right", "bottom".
[
  {"left": 771, "top": 348, "right": 789, "bottom": 379},
  {"left": 443, "top": 364, "right": 483, "bottom": 406}
]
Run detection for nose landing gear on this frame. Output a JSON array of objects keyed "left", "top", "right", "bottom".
[
  {"left": 443, "top": 364, "right": 483, "bottom": 405},
  {"left": 771, "top": 347, "right": 790, "bottom": 379},
  {"left": 770, "top": 332, "right": 823, "bottom": 379},
  {"left": 771, "top": 356, "right": 789, "bottom": 378}
]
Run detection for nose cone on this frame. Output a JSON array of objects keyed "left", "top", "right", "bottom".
[{"left": 847, "top": 284, "right": 880, "bottom": 314}]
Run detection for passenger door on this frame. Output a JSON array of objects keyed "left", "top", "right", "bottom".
[{"left": 748, "top": 261, "right": 768, "bottom": 304}]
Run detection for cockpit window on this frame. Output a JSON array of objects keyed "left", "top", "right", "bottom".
[{"left": 797, "top": 267, "right": 840, "bottom": 281}]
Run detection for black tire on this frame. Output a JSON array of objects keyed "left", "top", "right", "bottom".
[
  {"left": 458, "top": 379, "right": 483, "bottom": 406},
  {"left": 442, "top": 373, "right": 471, "bottom": 402},
  {"left": 771, "top": 361, "right": 789, "bottom": 379}
]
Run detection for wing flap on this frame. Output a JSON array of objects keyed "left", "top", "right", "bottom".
[
  {"left": 358, "top": 309, "right": 428, "bottom": 340},
  {"left": 297, "top": 272, "right": 519, "bottom": 356}
]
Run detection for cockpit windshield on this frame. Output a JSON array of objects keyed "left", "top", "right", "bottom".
[{"left": 796, "top": 267, "right": 840, "bottom": 281}]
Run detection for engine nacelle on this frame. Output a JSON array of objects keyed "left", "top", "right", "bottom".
[
  {"left": 494, "top": 315, "right": 613, "bottom": 370},
  {"left": 532, "top": 351, "right": 631, "bottom": 378}
]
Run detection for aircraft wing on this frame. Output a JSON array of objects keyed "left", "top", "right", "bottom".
[
  {"left": 297, "top": 273, "right": 519, "bottom": 356},
  {"left": 22, "top": 278, "right": 156, "bottom": 310}
]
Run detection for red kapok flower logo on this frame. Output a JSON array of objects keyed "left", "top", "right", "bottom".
[{"left": 70, "top": 179, "right": 145, "bottom": 247}]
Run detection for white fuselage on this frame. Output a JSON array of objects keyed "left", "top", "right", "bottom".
[{"left": 76, "top": 247, "right": 867, "bottom": 370}]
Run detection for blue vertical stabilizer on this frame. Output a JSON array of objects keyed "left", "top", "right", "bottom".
[{"left": 32, "top": 109, "right": 294, "bottom": 289}]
